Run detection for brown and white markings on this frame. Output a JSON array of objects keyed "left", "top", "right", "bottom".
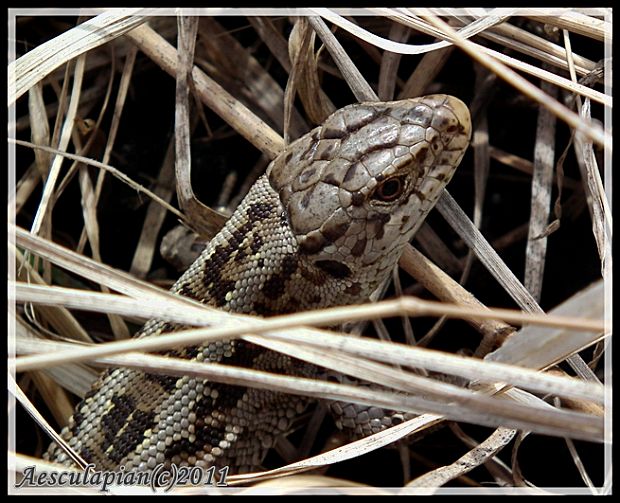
[{"left": 45, "top": 95, "right": 471, "bottom": 473}]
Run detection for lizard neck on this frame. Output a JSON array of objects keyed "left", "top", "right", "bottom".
[{"left": 173, "top": 174, "right": 382, "bottom": 316}]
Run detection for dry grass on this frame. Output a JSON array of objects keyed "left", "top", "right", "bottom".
[{"left": 8, "top": 8, "right": 610, "bottom": 494}]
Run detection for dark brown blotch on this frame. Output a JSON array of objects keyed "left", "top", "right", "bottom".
[
  {"left": 351, "top": 191, "right": 365, "bottom": 206},
  {"left": 178, "top": 283, "right": 200, "bottom": 301},
  {"left": 162, "top": 437, "right": 202, "bottom": 464},
  {"left": 309, "top": 293, "right": 322, "bottom": 304},
  {"left": 300, "top": 189, "right": 313, "bottom": 210},
  {"left": 343, "top": 163, "right": 361, "bottom": 184},
  {"left": 321, "top": 219, "right": 350, "bottom": 243},
  {"left": 321, "top": 125, "right": 346, "bottom": 139},
  {"left": 260, "top": 254, "right": 298, "bottom": 300},
  {"left": 200, "top": 218, "right": 254, "bottom": 301},
  {"left": 211, "top": 279, "right": 236, "bottom": 307},
  {"left": 249, "top": 202, "right": 274, "bottom": 219},
  {"left": 167, "top": 344, "right": 202, "bottom": 360},
  {"left": 345, "top": 282, "right": 362, "bottom": 296},
  {"left": 77, "top": 446, "right": 96, "bottom": 464},
  {"left": 370, "top": 213, "right": 391, "bottom": 240},
  {"left": 315, "top": 259, "right": 351, "bottom": 279},
  {"left": 350, "top": 237, "right": 367, "bottom": 257},
  {"left": 300, "top": 264, "right": 324, "bottom": 286},
  {"left": 261, "top": 273, "right": 287, "bottom": 300},
  {"left": 323, "top": 172, "right": 340, "bottom": 186},
  {"left": 299, "top": 232, "right": 328, "bottom": 255},
  {"left": 288, "top": 296, "right": 301, "bottom": 311},
  {"left": 232, "top": 246, "right": 247, "bottom": 263},
  {"left": 314, "top": 141, "right": 338, "bottom": 161},
  {"left": 281, "top": 254, "right": 299, "bottom": 275},
  {"left": 399, "top": 215, "right": 411, "bottom": 231},
  {"left": 416, "top": 146, "right": 430, "bottom": 164},
  {"left": 108, "top": 408, "right": 156, "bottom": 463},
  {"left": 251, "top": 302, "right": 269, "bottom": 316},
  {"left": 413, "top": 188, "right": 426, "bottom": 202},
  {"left": 250, "top": 234, "right": 264, "bottom": 255},
  {"left": 144, "top": 372, "right": 178, "bottom": 392},
  {"left": 298, "top": 167, "right": 316, "bottom": 185},
  {"left": 100, "top": 394, "right": 137, "bottom": 454}
]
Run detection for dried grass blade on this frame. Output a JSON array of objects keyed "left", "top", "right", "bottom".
[
  {"left": 308, "top": 16, "right": 378, "bottom": 103},
  {"left": 10, "top": 139, "right": 185, "bottom": 221},
  {"left": 13, "top": 75, "right": 110, "bottom": 136},
  {"left": 73, "top": 116, "right": 130, "bottom": 340},
  {"left": 398, "top": 46, "right": 453, "bottom": 99},
  {"left": 12, "top": 164, "right": 42, "bottom": 215},
  {"left": 13, "top": 281, "right": 605, "bottom": 405},
  {"left": 27, "top": 83, "right": 51, "bottom": 179},
  {"left": 248, "top": 17, "right": 292, "bottom": 73},
  {"left": 436, "top": 191, "right": 541, "bottom": 313},
  {"left": 418, "top": 10, "right": 609, "bottom": 148},
  {"left": 389, "top": 10, "right": 609, "bottom": 108},
  {"left": 377, "top": 22, "right": 409, "bottom": 101},
  {"left": 13, "top": 239, "right": 91, "bottom": 344},
  {"left": 125, "top": 23, "right": 284, "bottom": 159},
  {"left": 174, "top": 16, "right": 225, "bottom": 238},
  {"left": 455, "top": 17, "right": 600, "bottom": 78},
  {"left": 407, "top": 427, "right": 516, "bottom": 489},
  {"left": 315, "top": 7, "right": 508, "bottom": 55},
  {"left": 468, "top": 66, "right": 492, "bottom": 262},
  {"left": 527, "top": 12, "right": 610, "bottom": 42},
  {"left": 198, "top": 17, "right": 308, "bottom": 139},
  {"left": 400, "top": 244, "right": 514, "bottom": 344},
  {"left": 8, "top": 374, "right": 88, "bottom": 470},
  {"left": 29, "top": 55, "right": 86, "bottom": 238},
  {"left": 12, "top": 224, "right": 192, "bottom": 309},
  {"left": 485, "top": 280, "right": 605, "bottom": 373},
  {"left": 436, "top": 192, "right": 600, "bottom": 382},
  {"left": 524, "top": 78, "right": 558, "bottom": 301},
  {"left": 286, "top": 18, "right": 335, "bottom": 131},
  {"left": 574, "top": 99, "right": 611, "bottom": 278},
  {"left": 475, "top": 44, "right": 609, "bottom": 108},
  {"left": 129, "top": 140, "right": 177, "bottom": 278},
  {"left": 86, "top": 44, "right": 139, "bottom": 232},
  {"left": 228, "top": 415, "right": 447, "bottom": 485},
  {"left": 9, "top": 10, "right": 150, "bottom": 104},
  {"left": 22, "top": 339, "right": 598, "bottom": 444}
]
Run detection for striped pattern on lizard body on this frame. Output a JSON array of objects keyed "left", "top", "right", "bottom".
[{"left": 45, "top": 94, "right": 471, "bottom": 474}]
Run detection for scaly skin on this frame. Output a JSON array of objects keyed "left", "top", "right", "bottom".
[{"left": 45, "top": 95, "right": 471, "bottom": 474}]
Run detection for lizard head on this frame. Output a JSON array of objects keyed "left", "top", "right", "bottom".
[{"left": 268, "top": 95, "right": 471, "bottom": 302}]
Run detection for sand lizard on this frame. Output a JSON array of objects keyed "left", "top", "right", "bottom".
[{"left": 45, "top": 94, "right": 471, "bottom": 474}]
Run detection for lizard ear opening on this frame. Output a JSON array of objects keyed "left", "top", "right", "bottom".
[{"left": 314, "top": 259, "right": 352, "bottom": 279}]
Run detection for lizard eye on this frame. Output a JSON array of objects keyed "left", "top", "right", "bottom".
[{"left": 372, "top": 176, "right": 406, "bottom": 202}]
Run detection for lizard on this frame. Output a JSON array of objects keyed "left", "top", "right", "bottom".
[{"left": 44, "top": 94, "right": 472, "bottom": 474}]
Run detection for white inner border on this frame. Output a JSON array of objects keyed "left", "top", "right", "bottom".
[{"left": 7, "top": 7, "right": 612, "bottom": 496}]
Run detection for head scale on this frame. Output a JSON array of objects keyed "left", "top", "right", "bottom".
[{"left": 268, "top": 95, "right": 471, "bottom": 300}]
